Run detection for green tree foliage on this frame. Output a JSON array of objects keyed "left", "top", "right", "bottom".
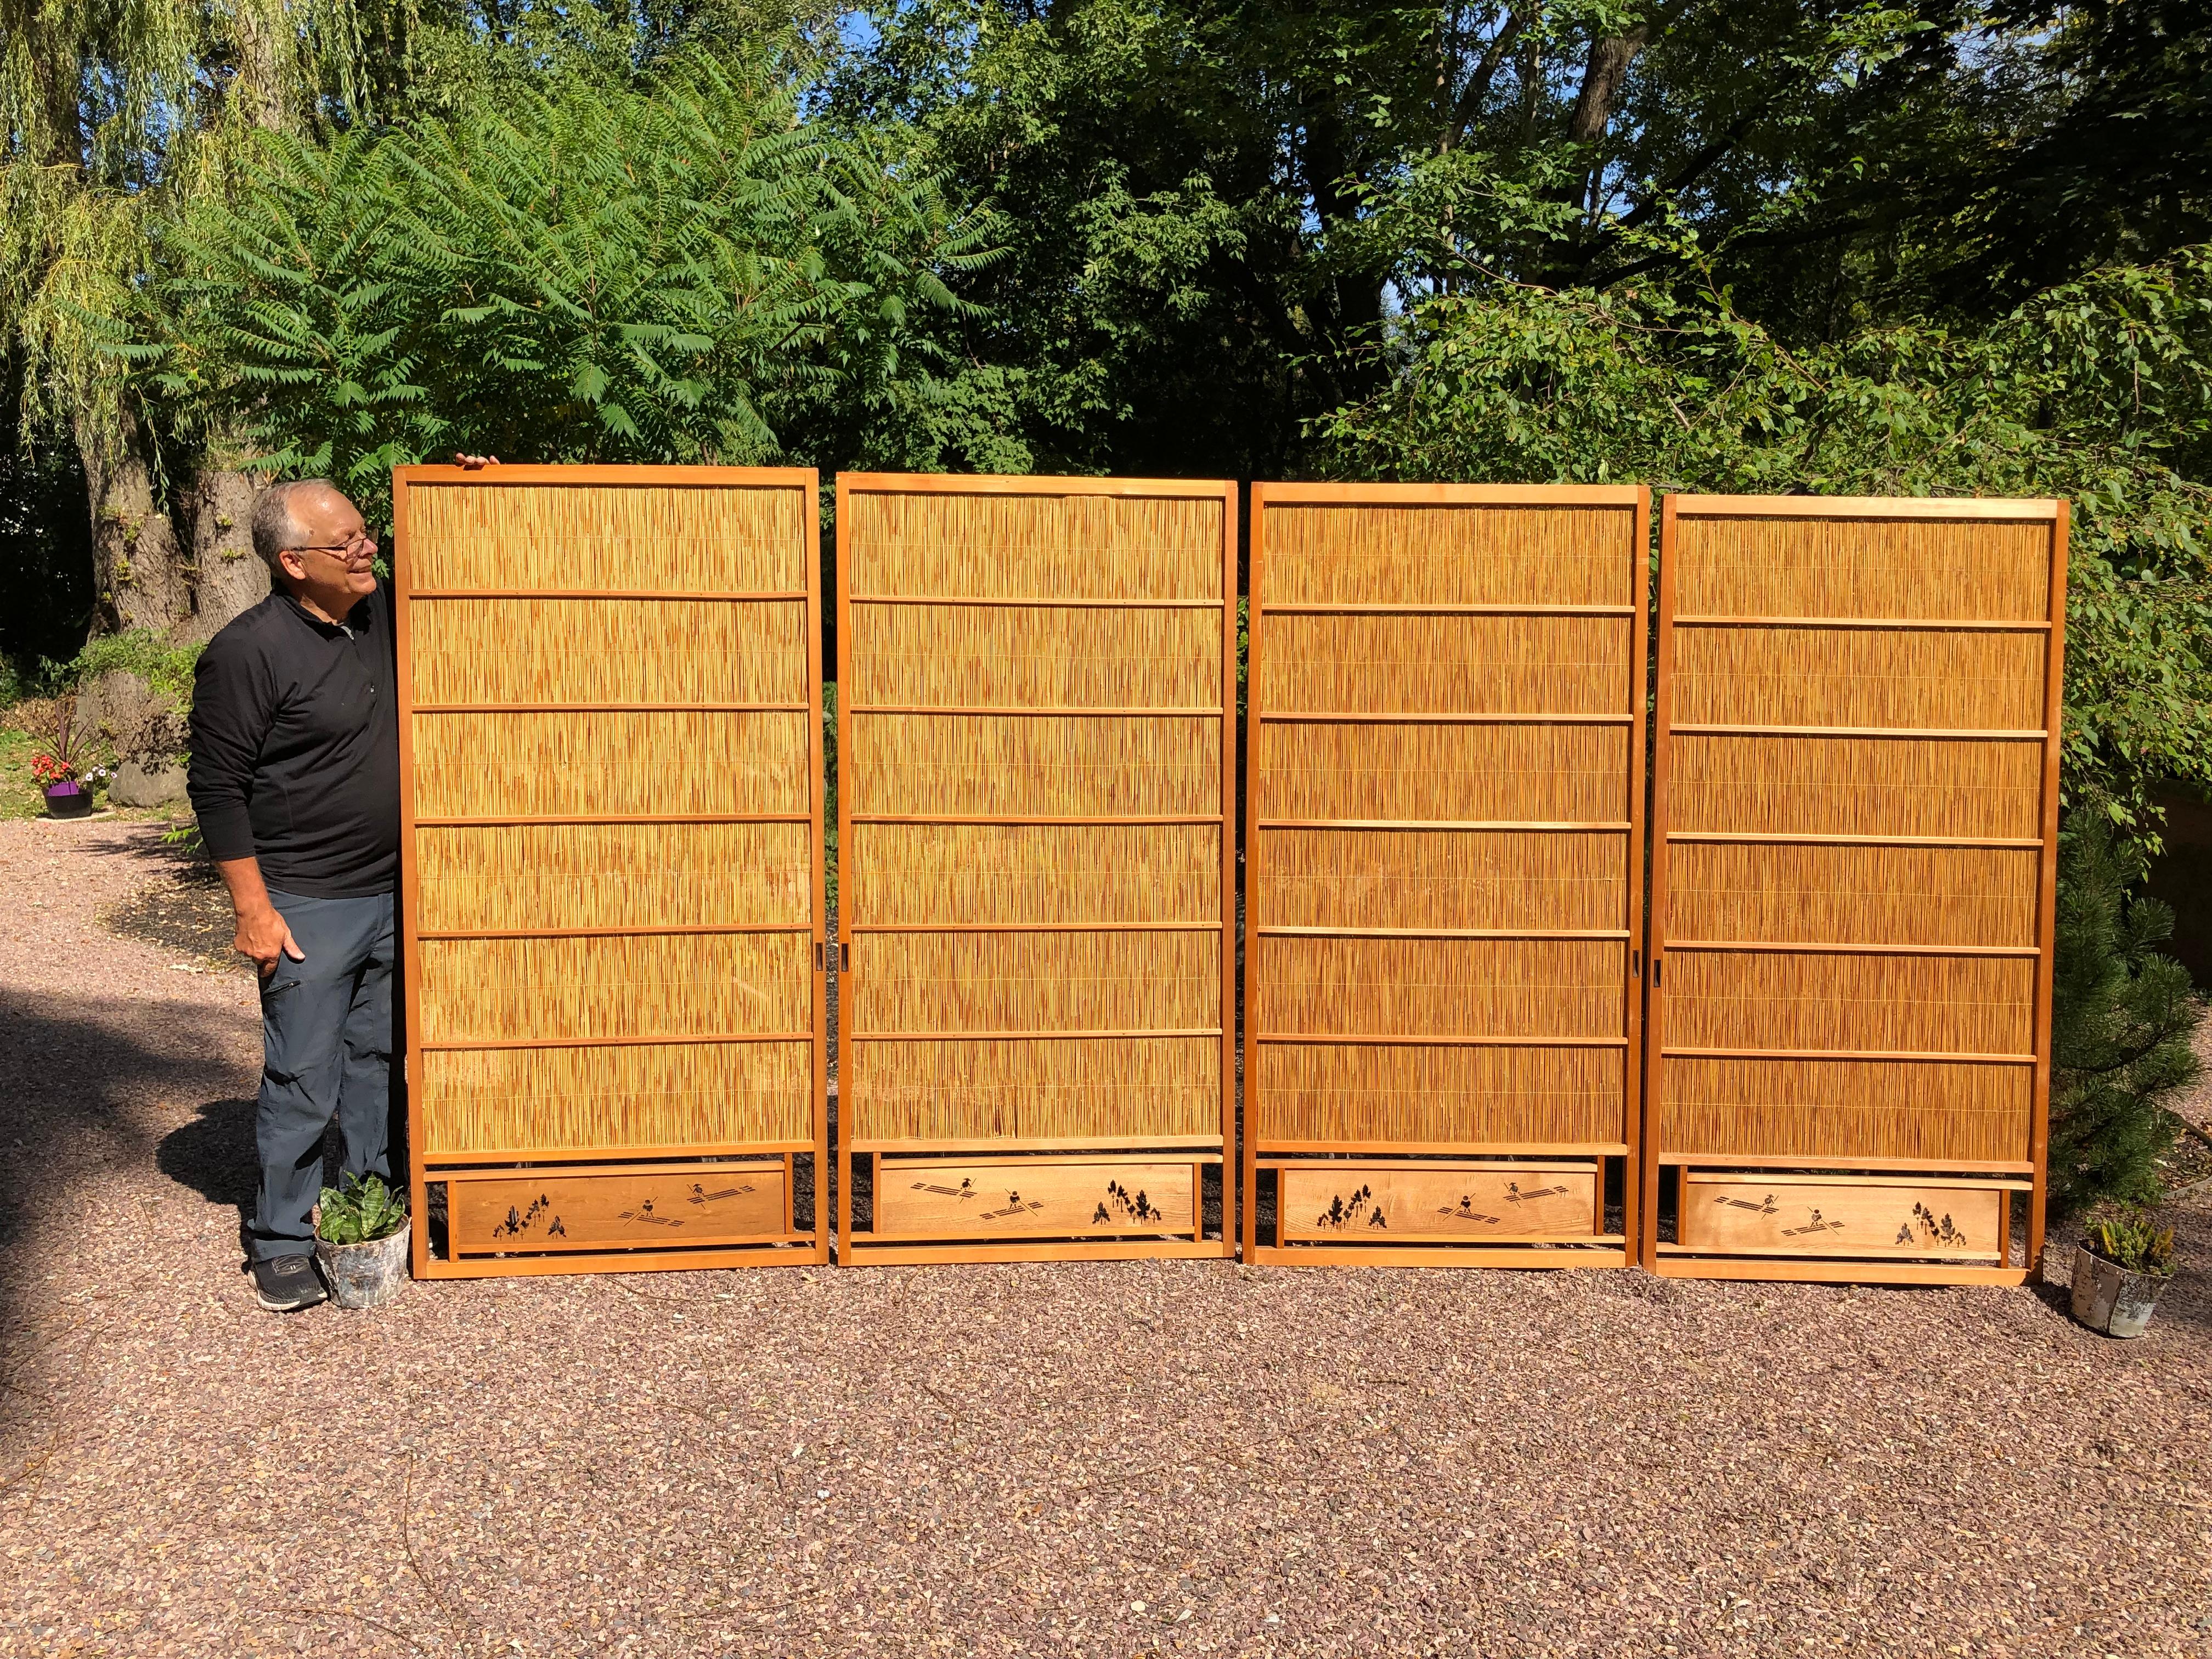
[
  {"left": 136, "top": 52, "right": 1015, "bottom": 516},
  {"left": 1319, "top": 252, "right": 2212, "bottom": 836},
  {"left": 2047, "top": 815, "right": 2205, "bottom": 1217}
]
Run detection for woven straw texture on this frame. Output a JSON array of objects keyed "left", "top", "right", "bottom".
[
  {"left": 1659, "top": 1057, "right": 2033, "bottom": 1162},
  {"left": 401, "top": 474, "right": 820, "bottom": 1178},
  {"left": 849, "top": 931, "right": 1218, "bottom": 1034},
  {"left": 845, "top": 824, "right": 1220, "bottom": 928},
  {"left": 1664, "top": 842, "right": 2039, "bottom": 946},
  {"left": 419, "top": 933, "right": 811, "bottom": 1043},
  {"left": 1256, "top": 937, "right": 1624, "bottom": 1038},
  {"left": 1666, "top": 733, "right": 2041, "bottom": 839},
  {"left": 410, "top": 598, "right": 807, "bottom": 705},
  {"left": 1672, "top": 625, "right": 2044, "bottom": 730},
  {"left": 842, "top": 482, "right": 1230, "bottom": 1164},
  {"left": 414, "top": 710, "right": 809, "bottom": 817},
  {"left": 406, "top": 482, "right": 806, "bottom": 592},
  {"left": 414, "top": 822, "right": 812, "bottom": 932},
  {"left": 1671, "top": 514, "right": 2050, "bottom": 620},
  {"left": 1256, "top": 722, "right": 1629, "bottom": 823},
  {"left": 848, "top": 491, "right": 1221, "bottom": 599},
  {"left": 849, "top": 712, "right": 1220, "bottom": 817},
  {"left": 1249, "top": 493, "right": 1642, "bottom": 1182},
  {"left": 418, "top": 1041, "right": 814, "bottom": 1154},
  {"left": 1256, "top": 1045, "right": 1625, "bottom": 1147},
  {"left": 1653, "top": 501, "right": 2060, "bottom": 1210},
  {"left": 848, "top": 604, "right": 1218, "bottom": 708},
  {"left": 1662, "top": 951, "right": 2034, "bottom": 1055},
  {"left": 1257, "top": 828, "right": 1627, "bottom": 932},
  {"left": 847, "top": 1038, "right": 1220, "bottom": 1144},
  {"left": 1255, "top": 614, "right": 1634, "bottom": 714},
  {"left": 1262, "top": 505, "right": 1635, "bottom": 606}
]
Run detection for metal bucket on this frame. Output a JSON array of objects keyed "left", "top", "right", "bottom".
[
  {"left": 2069, "top": 1246, "right": 2166, "bottom": 1339},
  {"left": 315, "top": 1226, "right": 411, "bottom": 1311}
]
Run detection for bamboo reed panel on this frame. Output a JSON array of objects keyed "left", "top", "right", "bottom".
[
  {"left": 1257, "top": 1044, "right": 1624, "bottom": 1148},
  {"left": 1664, "top": 841, "right": 2039, "bottom": 947},
  {"left": 1671, "top": 624, "right": 2044, "bottom": 731},
  {"left": 848, "top": 603, "right": 1220, "bottom": 708},
  {"left": 406, "top": 482, "right": 806, "bottom": 592},
  {"left": 419, "top": 933, "right": 812, "bottom": 1043},
  {"left": 849, "top": 712, "right": 1220, "bottom": 817},
  {"left": 846, "top": 1036, "right": 1220, "bottom": 1143},
  {"left": 1257, "top": 827, "right": 1627, "bottom": 933},
  {"left": 396, "top": 467, "right": 825, "bottom": 1275},
  {"left": 410, "top": 598, "right": 807, "bottom": 706},
  {"left": 412, "top": 709, "right": 809, "bottom": 818},
  {"left": 1263, "top": 505, "right": 1637, "bottom": 606},
  {"left": 1256, "top": 937, "right": 1624, "bottom": 1039},
  {"left": 849, "top": 931, "right": 1218, "bottom": 1034},
  {"left": 838, "top": 476, "right": 1234, "bottom": 1257},
  {"left": 1661, "top": 950, "right": 2035, "bottom": 1056},
  {"left": 845, "top": 823, "right": 1220, "bottom": 927},
  {"left": 1659, "top": 1057, "right": 2033, "bottom": 1163},
  {"left": 1246, "top": 486, "right": 1646, "bottom": 1255},
  {"left": 1672, "top": 515, "right": 2050, "bottom": 620},
  {"left": 418, "top": 1040, "right": 814, "bottom": 1153},
  {"left": 1666, "top": 733, "right": 2041, "bottom": 839},
  {"left": 847, "top": 490, "right": 1222, "bottom": 600},
  {"left": 1256, "top": 721, "right": 1629, "bottom": 823},
  {"left": 414, "top": 821, "right": 812, "bottom": 932},
  {"left": 1648, "top": 496, "right": 2064, "bottom": 1279},
  {"left": 1255, "top": 613, "right": 1634, "bottom": 714}
]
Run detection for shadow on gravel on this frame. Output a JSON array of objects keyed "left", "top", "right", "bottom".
[
  {"left": 155, "top": 1097, "right": 260, "bottom": 1250},
  {"left": 0, "top": 989, "right": 244, "bottom": 1381}
]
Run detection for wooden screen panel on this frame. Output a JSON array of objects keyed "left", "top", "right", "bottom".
[
  {"left": 1245, "top": 483, "right": 1649, "bottom": 1267},
  {"left": 1647, "top": 495, "right": 2066, "bottom": 1286},
  {"left": 395, "top": 465, "right": 827, "bottom": 1278},
  {"left": 837, "top": 475, "right": 1236, "bottom": 1262}
]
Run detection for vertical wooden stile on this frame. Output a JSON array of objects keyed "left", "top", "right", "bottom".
[
  {"left": 1644, "top": 495, "right": 2066, "bottom": 1284},
  {"left": 1243, "top": 483, "right": 1647, "bottom": 1266},
  {"left": 396, "top": 465, "right": 829, "bottom": 1277},
  {"left": 836, "top": 474, "right": 1237, "bottom": 1263}
]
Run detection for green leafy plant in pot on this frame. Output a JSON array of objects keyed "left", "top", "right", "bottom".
[
  {"left": 2070, "top": 1212, "right": 2177, "bottom": 1339},
  {"left": 314, "top": 1173, "right": 410, "bottom": 1310}
]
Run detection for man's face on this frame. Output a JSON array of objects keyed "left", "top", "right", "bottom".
[{"left": 279, "top": 488, "right": 377, "bottom": 602}]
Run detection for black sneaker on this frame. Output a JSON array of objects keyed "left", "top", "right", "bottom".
[{"left": 251, "top": 1254, "right": 328, "bottom": 1313}]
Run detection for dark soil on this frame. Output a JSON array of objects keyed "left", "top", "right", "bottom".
[{"left": 100, "top": 861, "right": 247, "bottom": 969}]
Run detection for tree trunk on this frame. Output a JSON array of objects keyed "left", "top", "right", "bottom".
[
  {"left": 184, "top": 454, "right": 270, "bottom": 642},
  {"left": 78, "top": 407, "right": 193, "bottom": 639},
  {"left": 1567, "top": 24, "right": 1653, "bottom": 145}
]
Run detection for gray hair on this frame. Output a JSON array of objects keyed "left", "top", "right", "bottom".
[{"left": 250, "top": 479, "right": 342, "bottom": 573}]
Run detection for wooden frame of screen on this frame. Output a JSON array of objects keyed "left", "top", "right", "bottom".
[
  {"left": 393, "top": 464, "right": 830, "bottom": 1278},
  {"left": 1642, "top": 493, "right": 2067, "bottom": 1284},
  {"left": 834, "top": 471, "right": 1238, "bottom": 1264},
  {"left": 1242, "top": 481, "right": 1650, "bottom": 1267}
]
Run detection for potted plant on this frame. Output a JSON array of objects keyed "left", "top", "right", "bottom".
[
  {"left": 2070, "top": 1211, "right": 2177, "bottom": 1339},
  {"left": 314, "top": 1173, "right": 411, "bottom": 1310},
  {"left": 30, "top": 697, "right": 103, "bottom": 819}
]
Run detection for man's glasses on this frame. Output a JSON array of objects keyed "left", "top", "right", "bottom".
[{"left": 288, "top": 533, "right": 379, "bottom": 565}]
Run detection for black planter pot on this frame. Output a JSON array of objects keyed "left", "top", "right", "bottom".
[{"left": 43, "top": 786, "right": 93, "bottom": 820}]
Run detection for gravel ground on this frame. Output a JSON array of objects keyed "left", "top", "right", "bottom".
[{"left": 2, "top": 821, "right": 2209, "bottom": 1659}]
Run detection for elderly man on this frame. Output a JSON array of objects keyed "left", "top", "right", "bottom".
[{"left": 189, "top": 478, "right": 400, "bottom": 1312}]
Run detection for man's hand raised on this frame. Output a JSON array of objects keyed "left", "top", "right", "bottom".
[{"left": 453, "top": 453, "right": 500, "bottom": 470}]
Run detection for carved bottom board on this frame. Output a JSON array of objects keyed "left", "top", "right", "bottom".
[
  {"left": 871, "top": 1158, "right": 1198, "bottom": 1240},
  {"left": 1676, "top": 1174, "right": 2006, "bottom": 1260},
  {"left": 1274, "top": 1163, "right": 1599, "bottom": 1243},
  {"left": 448, "top": 1161, "right": 789, "bottom": 1254}
]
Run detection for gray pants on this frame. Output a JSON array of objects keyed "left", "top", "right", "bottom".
[{"left": 251, "top": 889, "right": 397, "bottom": 1261}]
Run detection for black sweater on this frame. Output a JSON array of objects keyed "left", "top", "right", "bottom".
[{"left": 187, "top": 584, "right": 400, "bottom": 898}]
